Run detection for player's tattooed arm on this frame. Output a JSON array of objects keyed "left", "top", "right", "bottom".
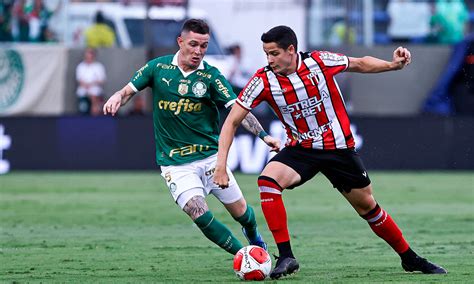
[
  {"left": 240, "top": 111, "right": 265, "bottom": 137},
  {"left": 239, "top": 108, "right": 281, "bottom": 152},
  {"left": 183, "top": 196, "right": 209, "bottom": 220}
]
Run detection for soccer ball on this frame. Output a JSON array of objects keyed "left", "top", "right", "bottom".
[{"left": 233, "top": 245, "right": 272, "bottom": 281}]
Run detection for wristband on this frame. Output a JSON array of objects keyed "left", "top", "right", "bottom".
[{"left": 258, "top": 130, "right": 268, "bottom": 140}]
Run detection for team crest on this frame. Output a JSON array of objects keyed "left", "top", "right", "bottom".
[
  {"left": 178, "top": 83, "right": 188, "bottom": 95},
  {"left": 0, "top": 50, "right": 24, "bottom": 111},
  {"left": 192, "top": 81, "right": 207, "bottom": 97}
]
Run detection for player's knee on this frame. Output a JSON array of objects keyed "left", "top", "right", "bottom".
[{"left": 257, "top": 176, "right": 283, "bottom": 193}]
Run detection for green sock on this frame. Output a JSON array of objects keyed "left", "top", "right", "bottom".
[
  {"left": 235, "top": 205, "right": 258, "bottom": 241},
  {"left": 194, "top": 211, "right": 243, "bottom": 255}
]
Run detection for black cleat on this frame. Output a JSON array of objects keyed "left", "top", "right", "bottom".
[
  {"left": 270, "top": 255, "right": 300, "bottom": 279},
  {"left": 401, "top": 256, "right": 447, "bottom": 274}
]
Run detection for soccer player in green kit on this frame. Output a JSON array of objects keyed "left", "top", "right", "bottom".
[{"left": 103, "top": 19, "right": 280, "bottom": 255}]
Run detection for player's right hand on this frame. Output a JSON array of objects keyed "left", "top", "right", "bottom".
[
  {"left": 213, "top": 167, "right": 230, "bottom": 189},
  {"left": 103, "top": 92, "right": 122, "bottom": 116}
]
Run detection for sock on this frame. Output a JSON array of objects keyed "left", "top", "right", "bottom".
[
  {"left": 361, "top": 203, "right": 410, "bottom": 253},
  {"left": 399, "top": 247, "right": 418, "bottom": 262},
  {"left": 277, "top": 241, "right": 295, "bottom": 259},
  {"left": 258, "top": 176, "right": 293, "bottom": 257},
  {"left": 234, "top": 205, "right": 258, "bottom": 241},
  {"left": 194, "top": 211, "right": 243, "bottom": 255}
]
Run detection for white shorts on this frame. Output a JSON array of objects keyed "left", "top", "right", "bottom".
[
  {"left": 160, "top": 154, "right": 243, "bottom": 209},
  {"left": 76, "top": 86, "right": 103, "bottom": 97}
]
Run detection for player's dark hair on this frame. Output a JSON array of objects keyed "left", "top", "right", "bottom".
[
  {"left": 261, "top": 25, "right": 298, "bottom": 51},
  {"left": 181, "top": 19, "right": 210, "bottom": 35}
]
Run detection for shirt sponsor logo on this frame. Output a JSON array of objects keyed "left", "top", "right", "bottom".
[
  {"left": 297, "top": 121, "right": 333, "bottom": 141},
  {"left": 192, "top": 81, "right": 207, "bottom": 97},
  {"left": 280, "top": 91, "right": 329, "bottom": 119},
  {"left": 133, "top": 64, "right": 148, "bottom": 80},
  {"left": 319, "top": 52, "right": 345, "bottom": 63},
  {"left": 197, "top": 71, "right": 212, "bottom": 79},
  {"left": 158, "top": 98, "right": 202, "bottom": 115},
  {"left": 156, "top": 63, "right": 176, "bottom": 70},
  {"left": 214, "top": 78, "right": 231, "bottom": 98},
  {"left": 169, "top": 144, "right": 211, "bottom": 157},
  {"left": 241, "top": 77, "right": 261, "bottom": 102}
]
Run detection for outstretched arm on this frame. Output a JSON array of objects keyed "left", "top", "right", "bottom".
[
  {"left": 214, "top": 105, "right": 249, "bottom": 188},
  {"left": 103, "top": 84, "right": 136, "bottom": 116},
  {"left": 240, "top": 108, "right": 280, "bottom": 152},
  {"left": 347, "top": 46, "right": 411, "bottom": 73}
]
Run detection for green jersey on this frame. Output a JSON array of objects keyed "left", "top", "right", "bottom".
[{"left": 129, "top": 52, "right": 236, "bottom": 166}]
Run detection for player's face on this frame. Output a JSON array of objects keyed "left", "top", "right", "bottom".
[
  {"left": 177, "top": 31, "right": 209, "bottom": 71},
  {"left": 263, "top": 42, "right": 296, "bottom": 75}
]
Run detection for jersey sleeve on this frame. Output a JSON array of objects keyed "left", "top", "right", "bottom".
[
  {"left": 209, "top": 71, "right": 237, "bottom": 108},
  {"left": 314, "top": 51, "right": 349, "bottom": 76},
  {"left": 237, "top": 72, "right": 266, "bottom": 110},
  {"left": 129, "top": 59, "right": 157, "bottom": 92}
]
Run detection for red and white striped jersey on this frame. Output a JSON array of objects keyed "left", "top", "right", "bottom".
[{"left": 237, "top": 50, "right": 354, "bottom": 150}]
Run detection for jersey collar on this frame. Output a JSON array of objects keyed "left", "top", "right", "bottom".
[{"left": 172, "top": 51, "right": 205, "bottom": 77}]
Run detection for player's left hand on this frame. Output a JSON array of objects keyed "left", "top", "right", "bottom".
[
  {"left": 392, "top": 46, "right": 411, "bottom": 69},
  {"left": 263, "top": 135, "right": 281, "bottom": 152}
]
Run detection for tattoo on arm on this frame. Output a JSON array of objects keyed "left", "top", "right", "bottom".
[
  {"left": 241, "top": 112, "right": 264, "bottom": 137},
  {"left": 183, "top": 196, "right": 209, "bottom": 220}
]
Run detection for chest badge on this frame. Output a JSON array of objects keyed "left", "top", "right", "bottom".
[
  {"left": 192, "top": 81, "right": 207, "bottom": 97},
  {"left": 178, "top": 83, "right": 188, "bottom": 95}
]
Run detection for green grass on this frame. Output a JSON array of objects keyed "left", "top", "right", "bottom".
[{"left": 1, "top": 171, "right": 473, "bottom": 283}]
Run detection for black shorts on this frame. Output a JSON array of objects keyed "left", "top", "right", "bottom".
[{"left": 269, "top": 146, "right": 371, "bottom": 193}]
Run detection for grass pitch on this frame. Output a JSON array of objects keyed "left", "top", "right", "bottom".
[{"left": 1, "top": 171, "right": 473, "bottom": 283}]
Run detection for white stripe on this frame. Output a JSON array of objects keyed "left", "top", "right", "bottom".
[
  {"left": 224, "top": 99, "right": 236, "bottom": 109},
  {"left": 128, "top": 82, "right": 138, "bottom": 93},
  {"left": 367, "top": 210, "right": 384, "bottom": 223},
  {"left": 304, "top": 56, "right": 346, "bottom": 149},
  {"left": 266, "top": 71, "right": 298, "bottom": 136},
  {"left": 287, "top": 72, "right": 323, "bottom": 149},
  {"left": 258, "top": 185, "right": 282, "bottom": 195}
]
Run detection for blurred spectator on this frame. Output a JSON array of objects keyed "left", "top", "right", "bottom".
[
  {"left": 76, "top": 48, "right": 106, "bottom": 116},
  {"left": 328, "top": 21, "right": 356, "bottom": 46},
  {"left": 387, "top": 0, "right": 431, "bottom": 42},
  {"left": 451, "top": 35, "right": 474, "bottom": 114},
  {"left": 11, "top": 0, "right": 29, "bottom": 42},
  {"left": 26, "top": 0, "right": 55, "bottom": 42},
  {"left": 430, "top": 0, "right": 469, "bottom": 44},
  {"left": 227, "top": 44, "right": 250, "bottom": 94},
  {"left": 0, "top": 1, "right": 14, "bottom": 41},
  {"left": 423, "top": 34, "right": 474, "bottom": 115},
  {"left": 84, "top": 11, "right": 115, "bottom": 48}
]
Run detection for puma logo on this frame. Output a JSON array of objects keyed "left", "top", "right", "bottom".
[{"left": 162, "top": 78, "right": 172, "bottom": 86}]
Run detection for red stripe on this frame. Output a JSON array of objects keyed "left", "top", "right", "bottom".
[
  {"left": 257, "top": 178, "right": 283, "bottom": 192},
  {"left": 312, "top": 53, "right": 354, "bottom": 148},
  {"left": 299, "top": 62, "right": 336, "bottom": 149},
  {"left": 275, "top": 75, "right": 311, "bottom": 148},
  {"left": 261, "top": 72, "right": 295, "bottom": 142}
]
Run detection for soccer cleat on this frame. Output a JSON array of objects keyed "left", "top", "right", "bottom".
[
  {"left": 241, "top": 227, "right": 268, "bottom": 251},
  {"left": 401, "top": 256, "right": 447, "bottom": 274},
  {"left": 270, "top": 255, "right": 300, "bottom": 279}
]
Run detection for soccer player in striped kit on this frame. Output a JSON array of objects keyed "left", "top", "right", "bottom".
[{"left": 214, "top": 25, "right": 447, "bottom": 279}]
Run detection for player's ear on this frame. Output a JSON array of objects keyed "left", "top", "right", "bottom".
[
  {"left": 287, "top": 44, "right": 296, "bottom": 54},
  {"left": 177, "top": 36, "right": 184, "bottom": 48}
]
